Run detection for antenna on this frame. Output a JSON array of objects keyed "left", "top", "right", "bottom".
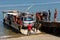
[{"left": 24, "top": 4, "right": 33, "bottom": 12}]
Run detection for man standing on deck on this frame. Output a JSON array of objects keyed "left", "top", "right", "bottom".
[
  {"left": 54, "top": 9, "right": 58, "bottom": 22},
  {"left": 17, "top": 18, "right": 22, "bottom": 33},
  {"left": 48, "top": 10, "right": 51, "bottom": 21}
]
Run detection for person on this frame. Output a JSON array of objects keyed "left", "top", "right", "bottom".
[
  {"left": 13, "top": 16, "right": 17, "bottom": 24},
  {"left": 36, "top": 12, "right": 39, "bottom": 23},
  {"left": 43, "top": 11, "right": 48, "bottom": 22},
  {"left": 27, "top": 23, "right": 32, "bottom": 36},
  {"left": 35, "top": 12, "right": 43, "bottom": 32},
  {"left": 40, "top": 12, "right": 43, "bottom": 21},
  {"left": 54, "top": 9, "right": 58, "bottom": 22},
  {"left": 17, "top": 18, "right": 22, "bottom": 33},
  {"left": 7, "top": 14, "right": 11, "bottom": 25},
  {"left": 38, "top": 12, "right": 43, "bottom": 31},
  {"left": 35, "top": 12, "right": 42, "bottom": 32},
  {"left": 48, "top": 10, "right": 51, "bottom": 21}
]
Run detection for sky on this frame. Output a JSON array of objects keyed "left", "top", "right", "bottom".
[{"left": 0, "top": 0, "right": 60, "bottom": 21}]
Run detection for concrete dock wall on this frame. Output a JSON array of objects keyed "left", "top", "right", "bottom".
[{"left": 40, "top": 22, "right": 60, "bottom": 36}]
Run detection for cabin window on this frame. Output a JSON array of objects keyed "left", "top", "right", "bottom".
[{"left": 24, "top": 17, "right": 33, "bottom": 21}]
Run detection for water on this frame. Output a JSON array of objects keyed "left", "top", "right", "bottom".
[
  {"left": 0, "top": 21, "right": 23, "bottom": 38},
  {"left": 0, "top": 0, "right": 60, "bottom": 37}
]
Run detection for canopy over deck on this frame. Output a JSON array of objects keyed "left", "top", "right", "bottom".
[{"left": 2, "top": 10, "right": 20, "bottom": 14}]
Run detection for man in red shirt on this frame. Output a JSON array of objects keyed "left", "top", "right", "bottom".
[{"left": 27, "top": 23, "right": 32, "bottom": 36}]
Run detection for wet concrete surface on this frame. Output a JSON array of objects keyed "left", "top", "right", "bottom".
[
  {"left": 3, "top": 34, "right": 60, "bottom": 40},
  {"left": 0, "top": 21, "right": 24, "bottom": 38}
]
